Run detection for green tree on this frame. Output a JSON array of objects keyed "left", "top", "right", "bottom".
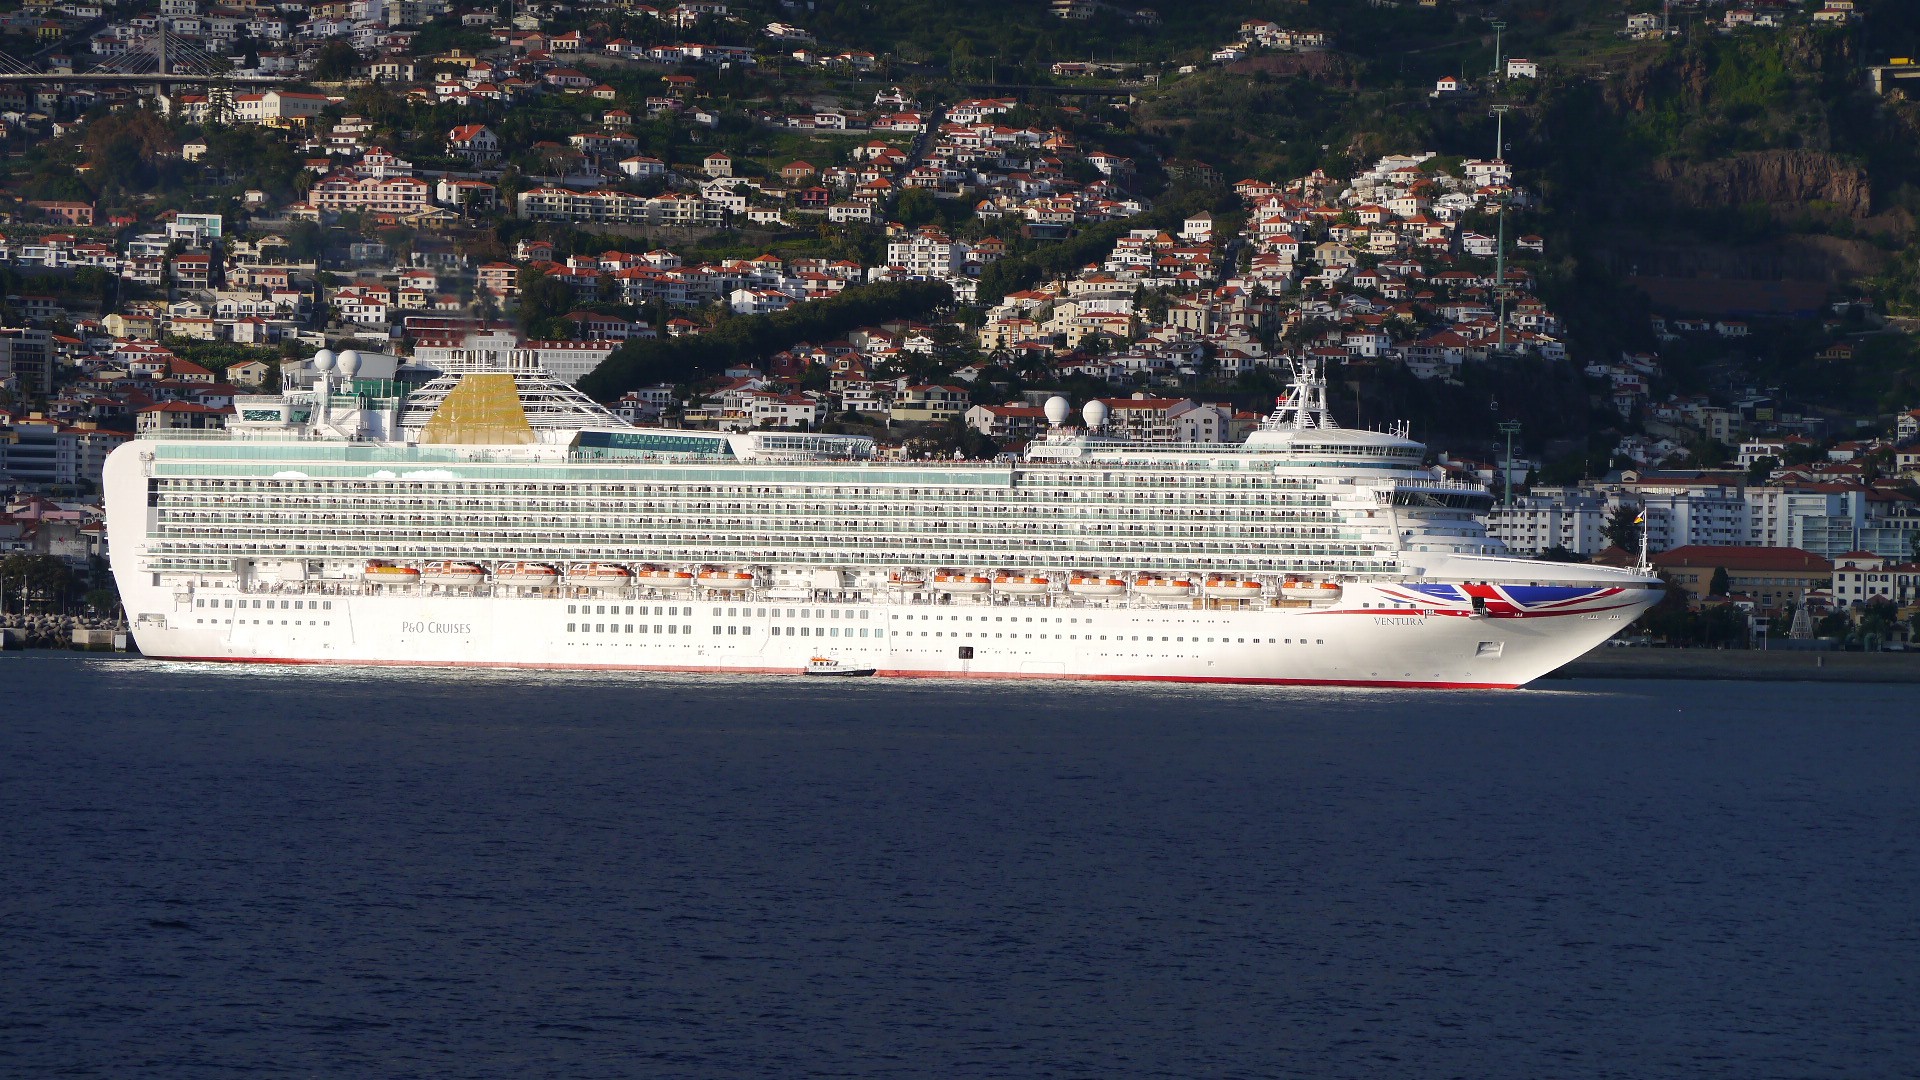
[
  {"left": 1603, "top": 506, "right": 1642, "bottom": 552},
  {"left": 313, "top": 40, "right": 362, "bottom": 80},
  {"left": 1709, "top": 566, "right": 1730, "bottom": 596},
  {"left": 896, "top": 187, "right": 939, "bottom": 229}
]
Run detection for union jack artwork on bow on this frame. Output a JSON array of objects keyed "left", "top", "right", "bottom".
[{"left": 1376, "top": 583, "right": 1635, "bottom": 618}]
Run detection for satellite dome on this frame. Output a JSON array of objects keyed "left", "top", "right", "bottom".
[
  {"left": 1044, "top": 395, "right": 1072, "bottom": 425},
  {"left": 311, "top": 348, "right": 336, "bottom": 372},
  {"left": 1082, "top": 400, "right": 1109, "bottom": 430},
  {"left": 337, "top": 350, "right": 362, "bottom": 379}
]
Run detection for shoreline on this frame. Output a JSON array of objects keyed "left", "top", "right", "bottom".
[{"left": 1553, "top": 648, "right": 1920, "bottom": 683}]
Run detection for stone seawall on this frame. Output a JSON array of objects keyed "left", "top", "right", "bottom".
[
  {"left": 1554, "top": 648, "right": 1920, "bottom": 684},
  {"left": 1, "top": 615, "right": 128, "bottom": 651}
]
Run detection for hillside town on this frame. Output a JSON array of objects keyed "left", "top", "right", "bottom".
[{"left": 0, "top": 0, "right": 1916, "bottom": 651}]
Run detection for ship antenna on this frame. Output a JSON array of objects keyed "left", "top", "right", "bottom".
[{"left": 1263, "top": 354, "right": 1337, "bottom": 431}]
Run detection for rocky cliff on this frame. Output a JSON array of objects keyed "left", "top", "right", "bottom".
[{"left": 1649, "top": 149, "right": 1872, "bottom": 218}]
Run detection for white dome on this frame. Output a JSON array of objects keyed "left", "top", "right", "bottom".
[
  {"left": 1082, "top": 400, "right": 1109, "bottom": 430},
  {"left": 311, "top": 348, "right": 336, "bottom": 372},
  {"left": 1044, "top": 395, "right": 1071, "bottom": 425},
  {"left": 337, "top": 350, "right": 362, "bottom": 379}
]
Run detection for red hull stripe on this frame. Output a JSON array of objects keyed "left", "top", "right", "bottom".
[{"left": 153, "top": 654, "right": 1522, "bottom": 690}]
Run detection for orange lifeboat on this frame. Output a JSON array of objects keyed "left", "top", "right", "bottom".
[
  {"left": 420, "top": 561, "right": 486, "bottom": 587},
  {"left": 1282, "top": 579, "right": 1342, "bottom": 601},
  {"left": 932, "top": 571, "right": 992, "bottom": 594},
  {"left": 991, "top": 573, "right": 1051, "bottom": 595},
  {"left": 698, "top": 567, "right": 756, "bottom": 591},
  {"left": 636, "top": 567, "right": 696, "bottom": 591},
  {"left": 1067, "top": 574, "right": 1127, "bottom": 596},
  {"left": 1132, "top": 576, "right": 1194, "bottom": 598},
  {"left": 363, "top": 561, "right": 421, "bottom": 586},
  {"left": 889, "top": 571, "right": 927, "bottom": 589},
  {"left": 571, "top": 563, "right": 634, "bottom": 589},
  {"left": 1203, "top": 577, "right": 1264, "bottom": 598},
  {"left": 495, "top": 562, "right": 560, "bottom": 588}
]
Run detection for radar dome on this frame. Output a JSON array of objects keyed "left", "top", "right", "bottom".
[
  {"left": 337, "top": 350, "right": 362, "bottom": 379},
  {"left": 311, "top": 348, "right": 336, "bottom": 372},
  {"left": 1044, "top": 395, "right": 1072, "bottom": 425},
  {"left": 1082, "top": 400, "right": 1109, "bottom": 430}
]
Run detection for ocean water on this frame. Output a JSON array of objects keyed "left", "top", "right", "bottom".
[{"left": 1, "top": 655, "right": 1916, "bottom": 1079}]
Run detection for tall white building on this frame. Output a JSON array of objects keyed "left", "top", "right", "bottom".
[{"left": 1485, "top": 489, "right": 1610, "bottom": 556}]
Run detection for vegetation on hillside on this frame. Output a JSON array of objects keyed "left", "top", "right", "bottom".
[{"left": 579, "top": 279, "right": 953, "bottom": 401}]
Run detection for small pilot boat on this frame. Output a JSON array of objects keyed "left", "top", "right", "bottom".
[{"left": 804, "top": 656, "right": 876, "bottom": 677}]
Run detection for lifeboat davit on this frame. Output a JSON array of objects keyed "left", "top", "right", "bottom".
[
  {"left": 636, "top": 567, "right": 696, "bottom": 590},
  {"left": 1067, "top": 574, "right": 1127, "bottom": 596},
  {"left": 889, "top": 571, "right": 927, "bottom": 589},
  {"left": 496, "top": 561, "right": 560, "bottom": 588},
  {"left": 932, "top": 571, "right": 992, "bottom": 593},
  {"left": 1282, "top": 579, "right": 1343, "bottom": 601},
  {"left": 698, "top": 567, "right": 756, "bottom": 590},
  {"left": 1133, "top": 576, "right": 1194, "bottom": 598},
  {"left": 571, "top": 563, "right": 634, "bottom": 589},
  {"left": 991, "top": 574, "right": 1052, "bottom": 595},
  {"left": 1204, "top": 577, "right": 1265, "bottom": 598},
  {"left": 420, "top": 560, "right": 486, "bottom": 587},
  {"left": 363, "top": 561, "right": 421, "bottom": 585}
]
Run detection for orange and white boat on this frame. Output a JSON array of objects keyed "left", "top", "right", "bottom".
[
  {"left": 495, "top": 561, "right": 560, "bottom": 588},
  {"left": 363, "top": 561, "right": 421, "bottom": 585},
  {"left": 991, "top": 573, "right": 1052, "bottom": 595},
  {"left": 636, "top": 566, "right": 696, "bottom": 590},
  {"left": 697, "top": 567, "right": 756, "bottom": 589},
  {"left": 888, "top": 571, "right": 926, "bottom": 589},
  {"left": 932, "top": 571, "right": 991, "bottom": 593},
  {"left": 1132, "top": 576, "right": 1194, "bottom": 598},
  {"left": 1203, "top": 577, "right": 1264, "bottom": 598},
  {"left": 570, "top": 562, "right": 634, "bottom": 589},
  {"left": 1068, "top": 574, "right": 1127, "bottom": 596},
  {"left": 1281, "top": 579, "right": 1342, "bottom": 601},
  {"left": 420, "top": 561, "right": 487, "bottom": 587}
]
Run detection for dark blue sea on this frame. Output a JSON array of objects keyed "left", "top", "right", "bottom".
[{"left": 2, "top": 654, "right": 1916, "bottom": 1079}]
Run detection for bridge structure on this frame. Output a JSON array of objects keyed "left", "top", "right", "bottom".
[{"left": 0, "top": 24, "right": 288, "bottom": 91}]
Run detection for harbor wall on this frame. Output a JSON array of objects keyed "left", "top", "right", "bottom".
[{"left": 1554, "top": 648, "right": 1920, "bottom": 684}]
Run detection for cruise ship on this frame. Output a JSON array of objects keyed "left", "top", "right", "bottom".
[{"left": 102, "top": 346, "right": 1661, "bottom": 687}]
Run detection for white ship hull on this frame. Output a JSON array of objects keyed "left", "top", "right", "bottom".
[
  {"left": 115, "top": 578, "right": 1656, "bottom": 689},
  {"left": 105, "top": 354, "right": 1663, "bottom": 688}
]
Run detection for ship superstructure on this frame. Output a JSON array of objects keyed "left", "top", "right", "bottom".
[{"left": 102, "top": 346, "right": 1661, "bottom": 686}]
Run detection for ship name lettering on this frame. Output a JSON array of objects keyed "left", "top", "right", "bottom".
[
  {"left": 1373, "top": 616, "right": 1421, "bottom": 626},
  {"left": 401, "top": 620, "right": 472, "bottom": 634}
]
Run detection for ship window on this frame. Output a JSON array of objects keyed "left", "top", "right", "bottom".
[
  {"left": 713, "top": 626, "right": 722, "bottom": 635},
  {"left": 567, "top": 623, "right": 576, "bottom": 632},
  {"left": 324, "top": 602, "right": 332, "bottom": 609},
  {"left": 668, "top": 625, "right": 676, "bottom": 634},
  {"left": 860, "top": 611, "right": 869, "bottom": 619},
  {"left": 626, "top": 606, "right": 634, "bottom": 615},
  {"left": 568, "top": 604, "right": 576, "bottom": 614},
  {"left": 196, "top": 600, "right": 204, "bottom": 608},
  {"left": 1317, "top": 639, "right": 1325, "bottom": 644},
  {"left": 875, "top": 629, "right": 884, "bottom": 638},
  {"left": 859, "top": 629, "right": 868, "bottom": 638},
  {"left": 684, "top": 625, "right": 692, "bottom": 634}
]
